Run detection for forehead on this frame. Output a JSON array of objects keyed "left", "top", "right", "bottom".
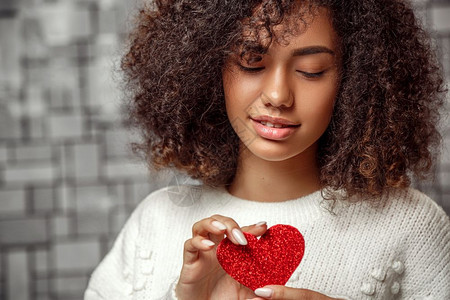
[
  {"left": 236, "top": 4, "right": 337, "bottom": 57},
  {"left": 273, "top": 7, "right": 337, "bottom": 51}
]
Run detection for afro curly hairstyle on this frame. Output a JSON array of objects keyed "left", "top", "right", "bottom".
[{"left": 121, "top": 0, "right": 445, "bottom": 201}]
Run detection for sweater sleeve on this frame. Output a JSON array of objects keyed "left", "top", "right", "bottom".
[
  {"left": 84, "top": 203, "right": 143, "bottom": 300},
  {"left": 401, "top": 194, "right": 450, "bottom": 299},
  {"left": 84, "top": 188, "right": 184, "bottom": 300}
]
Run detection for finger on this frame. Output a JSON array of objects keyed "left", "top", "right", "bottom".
[
  {"left": 183, "top": 236, "right": 215, "bottom": 265},
  {"left": 190, "top": 218, "right": 228, "bottom": 246},
  {"left": 209, "top": 214, "right": 248, "bottom": 245},
  {"left": 241, "top": 221, "right": 267, "bottom": 237},
  {"left": 192, "top": 217, "right": 227, "bottom": 238},
  {"left": 255, "top": 286, "right": 333, "bottom": 300}
]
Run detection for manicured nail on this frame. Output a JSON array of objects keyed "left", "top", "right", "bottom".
[
  {"left": 232, "top": 228, "right": 248, "bottom": 245},
  {"left": 256, "top": 221, "right": 267, "bottom": 226},
  {"left": 255, "top": 287, "right": 273, "bottom": 298},
  {"left": 211, "top": 221, "right": 227, "bottom": 230},
  {"left": 201, "top": 239, "right": 215, "bottom": 247}
]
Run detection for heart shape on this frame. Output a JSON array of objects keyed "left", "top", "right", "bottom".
[{"left": 216, "top": 224, "right": 305, "bottom": 291}]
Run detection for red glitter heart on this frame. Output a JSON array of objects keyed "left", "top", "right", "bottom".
[{"left": 216, "top": 224, "right": 305, "bottom": 291}]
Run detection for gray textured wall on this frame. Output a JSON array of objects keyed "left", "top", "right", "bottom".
[{"left": 0, "top": 0, "right": 449, "bottom": 299}]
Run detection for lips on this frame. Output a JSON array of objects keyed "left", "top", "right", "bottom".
[
  {"left": 257, "top": 120, "right": 294, "bottom": 128},
  {"left": 250, "top": 115, "right": 300, "bottom": 140},
  {"left": 251, "top": 115, "right": 299, "bottom": 127}
]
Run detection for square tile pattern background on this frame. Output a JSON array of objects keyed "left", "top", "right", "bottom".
[{"left": 0, "top": 0, "right": 449, "bottom": 299}]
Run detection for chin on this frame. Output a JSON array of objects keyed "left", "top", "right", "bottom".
[{"left": 245, "top": 141, "right": 304, "bottom": 162}]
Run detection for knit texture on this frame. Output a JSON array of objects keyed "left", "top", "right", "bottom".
[{"left": 84, "top": 185, "right": 450, "bottom": 300}]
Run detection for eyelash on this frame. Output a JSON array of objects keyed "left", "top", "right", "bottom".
[
  {"left": 237, "top": 65, "right": 325, "bottom": 78},
  {"left": 237, "top": 65, "right": 263, "bottom": 73},
  {"left": 299, "top": 71, "right": 325, "bottom": 78}
]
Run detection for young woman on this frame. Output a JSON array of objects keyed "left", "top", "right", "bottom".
[{"left": 85, "top": 0, "right": 450, "bottom": 299}]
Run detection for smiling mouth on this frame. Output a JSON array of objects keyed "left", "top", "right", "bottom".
[
  {"left": 257, "top": 120, "right": 299, "bottom": 128},
  {"left": 250, "top": 118, "right": 300, "bottom": 141},
  {"left": 250, "top": 115, "right": 301, "bottom": 128}
]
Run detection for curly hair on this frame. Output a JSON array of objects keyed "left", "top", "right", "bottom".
[{"left": 121, "top": 0, "right": 445, "bottom": 200}]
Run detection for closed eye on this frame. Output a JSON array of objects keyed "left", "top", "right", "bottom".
[
  {"left": 297, "top": 71, "right": 325, "bottom": 78},
  {"left": 237, "top": 64, "right": 264, "bottom": 73},
  {"left": 237, "top": 63, "right": 325, "bottom": 78}
]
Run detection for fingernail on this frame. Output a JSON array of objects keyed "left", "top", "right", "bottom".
[
  {"left": 255, "top": 287, "right": 273, "bottom": 298},
  {"left": 256, "top": 221, "right": 266, "bottom": 226},
  {"left": 211, "top": 221, "right": 227, "bottom": 230},
  {"left": 232, "top": 228, "right": 248, "bottom": 245},
  {"left": 201, "top": 239, "right": 215, "bottom": 247}
]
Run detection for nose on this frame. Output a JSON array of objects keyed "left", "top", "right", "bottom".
[{"left": 261, "top": 67, "right": 294, "bottom": 108}]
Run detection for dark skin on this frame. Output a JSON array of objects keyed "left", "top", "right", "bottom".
[{"left": 176, "top": 6, "right": 342, "bottom": 300}]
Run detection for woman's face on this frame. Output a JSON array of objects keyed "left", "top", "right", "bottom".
[{"left": 222, "top": 6, "right": 340, "bottom": 162}]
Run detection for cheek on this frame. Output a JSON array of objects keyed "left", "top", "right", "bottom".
[
  {"left": 296, "top": 80, "right": 337, "bottom": 124},
  {"left": 223, "top": 73, "right": 260, "bottom": 118},
  {"left": 223, "top": 84, "right": 243, "bottom": 121}
]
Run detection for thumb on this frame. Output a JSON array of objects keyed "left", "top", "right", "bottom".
[
  {"left": 254, "top": 285, "right": 332, "bottom": 300},
  {"left": 241, "top": 221, "right": 268, "bottom": 237}
]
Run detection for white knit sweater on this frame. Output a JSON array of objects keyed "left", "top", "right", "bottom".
[{"left": 84, "top": 185, "right": 450, "bottom": 300}]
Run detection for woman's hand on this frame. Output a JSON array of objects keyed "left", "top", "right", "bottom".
[
  {"left": 248, "top": 286, "right": 342, "bottom": 300},
  {"left": 175, "top": 214, "right": 268, "bottom": 300}
]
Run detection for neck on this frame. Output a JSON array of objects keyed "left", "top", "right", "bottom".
[{"left": 227, "top": 144, "right": 321, "bottom": 202}]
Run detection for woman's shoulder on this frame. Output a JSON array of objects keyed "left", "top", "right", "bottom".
[
  {"left": 375, "top": 187, "right": 450, "bottom": 235},
  {"left": 340, "top": 187, "right": 449, "bottom": 235},
  {"left": 135, "top": 183, "right": 225, "bottom": 216},
  {"left": 138, "top": 184, "right": 203, "bottom": 209},
  {"left": 385, "top": 187, "right": 448, "bottom": 218}
]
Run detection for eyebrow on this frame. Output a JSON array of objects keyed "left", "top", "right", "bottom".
[{"left": 291, "top": 46, "right": 335, "bottom": 56}]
